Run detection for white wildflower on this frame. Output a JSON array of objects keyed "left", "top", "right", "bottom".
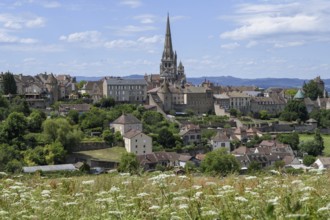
[
  {"left": 9, "top": 185, "right": 21, "bottom": 190},
  {"left": 63, "top": 202, "right": 78, "bottom": 206},
  {"left": 235, "top": 196, "right": 248, "bottom": 202},
  {"left": 82, "top": 180, "right": 95, "bottom": 185},
  {"left": 300, "top": 186, "right": 315, "bottom": 192},
  {"left": 178, "top": 204, "right": 188, "bottom": 209},
  {"left": 122, "top": 180, "right": 130, "bottom": 185},
  {"left": 222, "top": 185, "right": 233, "bottom": 190},
  {"left": 245, "top": 176, "right": 257, "bottom": 180},
  {"left": 192, "top": 185, "right": 202, "bottom": 190},
  {"left": 75, "top": 193, "right": 84, "bottom": 197},
  {"left": 243, "top": 215, "right": 253, "bottom": 219},
  {"left": 291, "top": 180, "right": 303, "bottom": 184},
  {"left": 300, "top": 196, "right": 310, "bottom": 202},
  {"left": 0, "top": 210, "right": 8, "bottom": 216},
  {"left": 137, "top": 192, "right": 149, "bottom": 197},
  {"left": 108, "top": 210, "right": 123, "bottom": 215},
  {"left": 269, "top": 170, "right": 280, "bottom": 175},
  {"left": 195, "top": 191, "right": 203, "bottom": 198},
  {"left": 110, "top": 186, "right": 120, "bottom": 193},
  {"left": 170, "top": 216, "right": 181, "bottom": 220},
  {"left": 205, "top": 181, "right": 216, "bottom": 186},
  {"left": 178, "top": 175, "right": 188, "bottom": 179},
  {"left": 119, "top": 173, "right": 130, "bottom": 176},
  {"left": 149, "top": 205, "right": 160, "bottom": 210},
  {"left": 0, "top": 172, "right": 7, "bottom": 176},
  {"left": 5, "top": 178, "right": 14, "bottom": 183},
  {"left": 173, "top": 196, "right": 188, "bottom": 201},
  {"left": 267, "top": 197, "right": 279, "bottom": 204},
  {"left": 285, "top": 214, "right": 307, "bottom": 218},
  {"left": 202, "top": 210, "right": 218, "bottom": 216}
]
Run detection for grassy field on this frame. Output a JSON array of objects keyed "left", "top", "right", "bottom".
[
  {"left": 0, "top": 171, "right": 329, "bottom": 219},
  {"left": 75, "top": 147, "right": 126, "bottom": 162},
  {"left": 299, "top": 134, "right": 330, "bottom": 156}
]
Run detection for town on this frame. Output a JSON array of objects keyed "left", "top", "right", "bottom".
[{"left": 0, "top": 15, "right": 329, "bottom": 176}]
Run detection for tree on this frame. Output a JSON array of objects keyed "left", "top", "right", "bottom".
[
  {"left": 28, "top": 110, "right": 47, "bottom": 132},
  {"left": 303, "top": 155, "right": 316, "bottom": 166},
  {"left": 280, "top": 100, "right": 308, "bottom": 122},
  {"left": 118, "top": 152, "right": 139, "bottom": 174},
  {"left": 95, "top": 97, "right": 115, "bottom": 108},
  {"left": 103, "top": 129, "right": 114, "bottom": 146},
  {"left": 158, "top": 128, "right": 176, "bottom": 149},
  {"left": 303, "top": 80, "right": 323, "bottom": 101},
  {"left": 42, "top": 118, "right": 82, "bottom": 152},
  {"left": 201, "top": 148, "right": 240, "bottom": 176},
  {"left": 1, "top": 112, "right": 27, "bottom": 141},
  {"left": 248, "top": 161, "right": 262, "bottom": 173},
  {"left": 67, "top": 110, "right": 79, "bottom": 124},
  {"left": 76, "top": 80, "right": 87, "bottom": 90},
  {"left": 314, "top": 129, "right": 324, "bottom": 150},
  {"left": 260, "top": 110, "right": 270, "bottom": 120},
  {"left": 230, "top": 109, "right": 238, "bottom": 117},
  {"left": 277, "top": 132, "right": 299, "bottom": 151},
  {"left": 298, "top": 140, "right": 323, "bottom": 156},
  {"left": 2, "top": 71, "right": 17, "bottom": 95},
  {"left": 285, "top": 88, "right": 298, "bottom": 99},
  {"left": 44, "top": 141, "right": 66, "bottom": 164}
]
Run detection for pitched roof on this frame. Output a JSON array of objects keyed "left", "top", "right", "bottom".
[
  {"left": 112, "top": 114, "right": 141, "bottom": 125},
  {"left": 318, "top": 157, "right": 330, "bottom": 165},
  {"left": 179, "top": 154, "right": 192, "bottom": 162},
  {"left": 212, "top": 131, "right": 230, "bottom": 142},
  {"left": 123, "top": 129, "right": 143, "bottom": 139}
]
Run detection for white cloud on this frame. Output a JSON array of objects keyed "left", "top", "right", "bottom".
[
  {"left": 104, "top": 39, "right": 137, "bottom": 49},
  {"left": 220, "top": 0, "right": 330, "bottom": 45},
  {"left": 137, "top": 35, "right": 162, "bottom": 44},
  {"left": 133, "top": 14, "right": 156, "bottom": 24},
  {"left": 112, "top": 25, "right": 156, "bottom": 36},
  {"left": 221, "top": 42, "right": 240, "bottom": 50},
  {"left": 246, "top": 41, "right": 258, "bottom": 48},
  {"left": 0, "top": 30, "right": 37, "bottom": 44},
  {"left": 274, "top": 41, "right": 305, "bottom": 48},
  {"left": 60, "top": 31, "right": 102, "bottom": 43},
  {"left": 42, "top": 1, "right": 61, "bottom": 8},
  {"left": 25, "top": 17, "right": 45, "bottom": 28},
  {"left": 119, "top": 0, "right": 141, "bottom": 8},
  {"left": 0, "top": 13, "right": 45, "bottom": 29}
]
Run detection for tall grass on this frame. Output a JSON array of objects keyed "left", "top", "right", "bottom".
[{"left": 0, "top": 171, "right": 329, "bottom": 219}]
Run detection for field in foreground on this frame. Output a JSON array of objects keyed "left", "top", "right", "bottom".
[
  {"left": 299, "top": 134, "right": 330, "bottom": 156},
  {"left": 0, "top": 171, "right": 329, "bottom": 219}
]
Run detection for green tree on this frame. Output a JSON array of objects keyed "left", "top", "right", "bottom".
[
  {"left": 76, "top": 80, "right": 87, "bottom": 90},
  {"left": 44, "top": 141, "right": 66, "bottom": 164},
  {"left": 230, "top": 109, "right": 238, "bottom": 117},
  {"left": 285, "top": 88, "right": 298, "bottom": 99},
  {"left": 314, "top": 129, "right": 324, "bottom": 150},
  {"left": 298, "top": 140, "right": 323, "bottom": 156},
  {"left": 277, "top": 132, "right": 299, "bottom": 151},
  {"left": 303, "top": 80, "right": 323, "bottom": 100},
  {"left": 118, "top": 152, "right": 139, "bottom": 174},
  {"left": 24, "top": 146, "right": 46, "bottom": 166},
  {"left": 158, "top": 128, "right": 176, "bottom": 149},
  {"left": 28, "top": 110, "right": 47, "bottom": 132},
  {"left": 67, "top": 110, "right": 79, "bottom": 124},
  {"left": 102, "top": 129, "right": 114, "bottom": 146},
  {"left": 0, "top": 144, "right": 21, "bottom": 172},
  {"left": 42, "top": 118, "right": 82, "bottom": 152},
  {"left": 201, "top": 148, "right": 240, "bottom": 176},
  {"left": 248, "top": 161, "right": 262, "bottom": 173},
  {"left": 259, "top": 110, "right": 270, "bottom": 120},
  {"left": 1, "top": 112, "right": 27, "bottom": 141},
  {"left": 280, "top": 100, "right": 308, "bottom": 122},
  {"left": 94, "top": 97, "right": 115, "bottom": 108},
  {"left": 303, "top": 155, "right": 316, "bottom": 166},
  {"left": 10, "top": 96, "right": 31, "bottom": 116},
  {"left": 3, "top": 71, "right": 17, "bottom": 95}
]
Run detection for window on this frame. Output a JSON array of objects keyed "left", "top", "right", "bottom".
[
  {"left": 143, "top": 145, "right": 145, "bottom": 148},
  {"left": 221, "top": 143, "right": 225, "bottom": 147},
  {"left": 135, "top": 145, "right": 138, "bottom": 148}
]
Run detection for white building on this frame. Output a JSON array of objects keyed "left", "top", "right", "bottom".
[
  {"left": 210, "top": 131, "right": 231, "bottom": 152},
  {"left": 110, "top": 114, "right": 143, "bottom": 136},
  {"left": 123, "top": 129, "right": 152, "bottom": 155}
]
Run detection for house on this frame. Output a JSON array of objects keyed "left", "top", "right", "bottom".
[
  {"left": 178, "top": 154, "right": 201, "bottom": 168},
  {"left": 123, "top": 129, "right": 152, "bottom": 155},
  {"left": 210, "top": 131, "right": 231, "bottom": 152},
  {"left": 137, "top": 152, "right": 180, "bottom": 170},
  {"left": 313, "top": 157, "right": 330, "bottom": 169},
  {"left": 110, "top": 114, "right": 142, "bottom": 135},
  {"left": 179, "top": 124, "right": 201, "bottom": 145},
  {"left": 80, "top": 81, "right": 103, "bottom": 102}
]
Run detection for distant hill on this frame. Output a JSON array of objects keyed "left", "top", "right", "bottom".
[{"left": 75, "top": 75, "right": 330, "bottom": 91}]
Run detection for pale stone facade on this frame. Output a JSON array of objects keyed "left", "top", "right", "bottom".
[
  {"left": 103, "top": 77, "right": 147, "bottom": 103},
  {"left": 110, "top": 114, "right": 143, "bottom": 136},
  {"left": 124, "top": 130, "right": 152, "bottom": 155}
]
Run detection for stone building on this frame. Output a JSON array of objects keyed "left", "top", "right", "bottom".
[
  {"left": 123, "top": 129, "right": 152, "bottom": 155},
  {"left": 110, "top": 114, "right": 143, "bottom": 136},
  {"left": 103, "top": 77, "right": 147, "bottom": 103}
]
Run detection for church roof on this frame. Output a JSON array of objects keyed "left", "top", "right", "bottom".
[
  {"left": 112, "top": 114, "right": 141, "bottom": 125},
  {"left": 162, "top": 14, "right": 174, "bottom": 59},
  {"left": 294, "top": 89, "right": 305, "bottom": 99}
]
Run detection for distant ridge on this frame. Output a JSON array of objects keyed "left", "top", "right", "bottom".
[{"left": 75, "top": 75, "right": 330, "bottom": 90}]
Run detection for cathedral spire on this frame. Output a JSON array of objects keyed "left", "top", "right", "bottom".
[{"left": 163, "top": 14, "right": 174, "bottom": 59}]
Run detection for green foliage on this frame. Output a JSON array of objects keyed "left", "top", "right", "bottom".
[
  {"left": 118, "top": 152, "right": 139, "bottom": 174},
  {"left": 201, "top": 148, "right": 240, "bottom": 176},
  {"left": 67, "top": 110, "right": 79, "bottom": 124},
  {"left": 309, "top": 109, "right": 330, "bottom": 128},
  {"left": 230, "top": 108, "right": 238, "bottom": 117},
  {"left": 0, "top": 112, "right": 27, "bottom": 142},
  {"left": 303, "top": 80, "right": 323, "bottom": 100},
  {"left": 42, "top": 118, "right": 83, "bottom": 152},
  {"left": 157, "top": 128, "right": 176, "bottom": 149},
  {"left": 259, "top": 110, "right": 270, "bottom": 120},
  {"left": 303, "top": 155, "right": 316, "bottom": 166},
  {"left": 299, "top": 140, "right": 323, "bottom": 156},
  {"left": 102, "top": 129, "right": 114, "bottom": 146},
  {"left": 274, "top": 160, "right": 285, "bottom": 170},
  {"left": 277, "top": 132, "right": 300, "bottom": 151},
  {"left": 248, "top": 161, "right": 262, "bottom": 173},
  {"left": 285, "top": 88, "right": 298, "bottom": 99},
  {"left": 28, "top": 110, "right": 47, "bottom": 132},
  {"left": 94, "top": 97, "right": 115, "bottom": 108},
  {"left": 76, "top": 80, "right": 87, "bottom": 90},
  {"left": 201, "top": 129, "right": 216, "bottom": 140},
  {"left": 2, "top": 71, "right": 17, "bottom": 95},
  {"left": 44, "top": 141, "right": 67, "bottom": 164},
  {"left": 280, "top": 100, "right": 308, "bottom": 122},
  {"left": 10, "top": 96, "right": 31, "bottom": 116},
  {"left": 79, "top": 107, "right": 107, "bottom": 132},
  {"left": 0, "top": 144, "right": 22, "bottom": 172}
]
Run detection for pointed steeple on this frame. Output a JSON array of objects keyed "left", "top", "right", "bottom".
[{"left": 163, "top": 14, "right": 174, "bottom": 59}]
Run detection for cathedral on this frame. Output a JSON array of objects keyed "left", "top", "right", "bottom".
[
  {"left": 159, "top": 14, "right": 186, "bottom": 85},
  {"left": 147, "top": 15, "right": 214, "bottom": 115}
]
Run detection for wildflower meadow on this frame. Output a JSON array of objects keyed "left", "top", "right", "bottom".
[{"left": 0, "top": 171, "right": 329, "bottom": 219}]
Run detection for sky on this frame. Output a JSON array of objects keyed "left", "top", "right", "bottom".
[{"left": 1, "top": 0, "right": 330, "bottom": 79}]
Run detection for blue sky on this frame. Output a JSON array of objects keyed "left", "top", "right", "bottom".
[{"left": 1, "top": 0, "right": 330, "bottom": 79}]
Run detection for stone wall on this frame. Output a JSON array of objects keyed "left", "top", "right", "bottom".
[{"left": 72, "top": 142, "right": 109, "bottom": 152}]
